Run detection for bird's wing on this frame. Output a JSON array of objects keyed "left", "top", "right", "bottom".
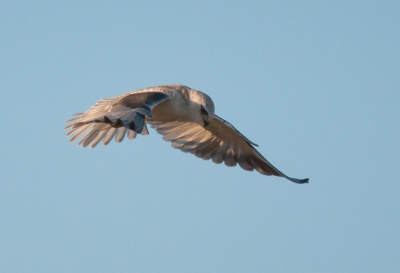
[
  {"left": 148, "top": 115, "right": 308, "bottom": 184},
  {"left": 65, "top": 89, "right": 171, "bottom": 148}
]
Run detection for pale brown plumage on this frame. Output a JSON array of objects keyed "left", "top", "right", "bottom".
[{"left": 65, "top": 84, "right": 309, "bottom": 184}]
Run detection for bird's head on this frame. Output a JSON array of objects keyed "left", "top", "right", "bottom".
[
  {"left": 187, "top": 87, "right": 215, "bottom": 127},
  {"left": 198, "top": 93, "right": 215, "bottom": 127}
]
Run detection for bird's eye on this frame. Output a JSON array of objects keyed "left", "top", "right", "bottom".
[{"left": 200, "top": 106, "right": 208, "bottom": 116}]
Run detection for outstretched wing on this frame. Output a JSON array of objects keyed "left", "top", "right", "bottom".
[
  {"left": 148, "top": 115, "right": 308, "bottom": 184},
  {"left": 65, "top": 90, "right": 171, "bottom": 148}
]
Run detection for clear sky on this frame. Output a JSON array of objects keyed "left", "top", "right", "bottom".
[{"left": 1, "top": 1, "right": 399, "bottom": 272}]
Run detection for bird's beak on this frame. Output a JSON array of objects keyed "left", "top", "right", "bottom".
[{"left": 203, "top": 119, "right": 209, "bottom": 127}]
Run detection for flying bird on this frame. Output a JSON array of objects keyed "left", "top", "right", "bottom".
[{"left": 65, "top": 84, "right": 308, "bottom": 184}]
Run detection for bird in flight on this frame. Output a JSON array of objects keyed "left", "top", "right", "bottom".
[{"left": 65, "top": 84, "right": 308, "bottom": 184}]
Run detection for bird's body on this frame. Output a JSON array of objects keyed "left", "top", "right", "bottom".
[
  {"left": 148, "top": 85, "right": 213, "bottom": 125},
  {"left": 65, "top": 84, "right": 308, "bottom": 184}
]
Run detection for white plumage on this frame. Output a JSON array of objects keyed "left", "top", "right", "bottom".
[{"left": 65, "top": 84, "right": 308, "bottom": 184}]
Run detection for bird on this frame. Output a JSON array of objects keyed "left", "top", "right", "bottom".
[{"left": 64, "top": 84, "right": 309, "bottom": 184}]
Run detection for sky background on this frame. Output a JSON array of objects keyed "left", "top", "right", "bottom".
[{"left": 1, "top": 1, "right": 399, "bottom": 272}]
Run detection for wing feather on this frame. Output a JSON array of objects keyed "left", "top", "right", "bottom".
[
  {"left": 90, "top": 128, "right": 109, "bottom": 148},
  {"left": 115, "top": 127, "right": 127, "bottom": 143},
  {"left": 127, "top": 130, "right": 137, "bottom": 140},
  {"left": 68, "top": 124, "right": 93, "bottom": 143},
  {"left": 65, "top": 88, "right": 171, "bottom": 148},
  {"left": 102, "top": 128, "right": 117, "bottom": 145},
  {"left": 148, "top": 116, "right": 308, "bottom": 184}
]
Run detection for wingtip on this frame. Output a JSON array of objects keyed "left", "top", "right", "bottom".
[
  {"left": 287, "top": 177, "right": 309, "bottom": 184},
  {"left": 299, "top": 178, "right": 309, "bottom": 184}
]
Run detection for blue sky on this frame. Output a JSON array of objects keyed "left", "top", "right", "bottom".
[{"left": 1, "top": 1, "right": 399, "bottom": 272}]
